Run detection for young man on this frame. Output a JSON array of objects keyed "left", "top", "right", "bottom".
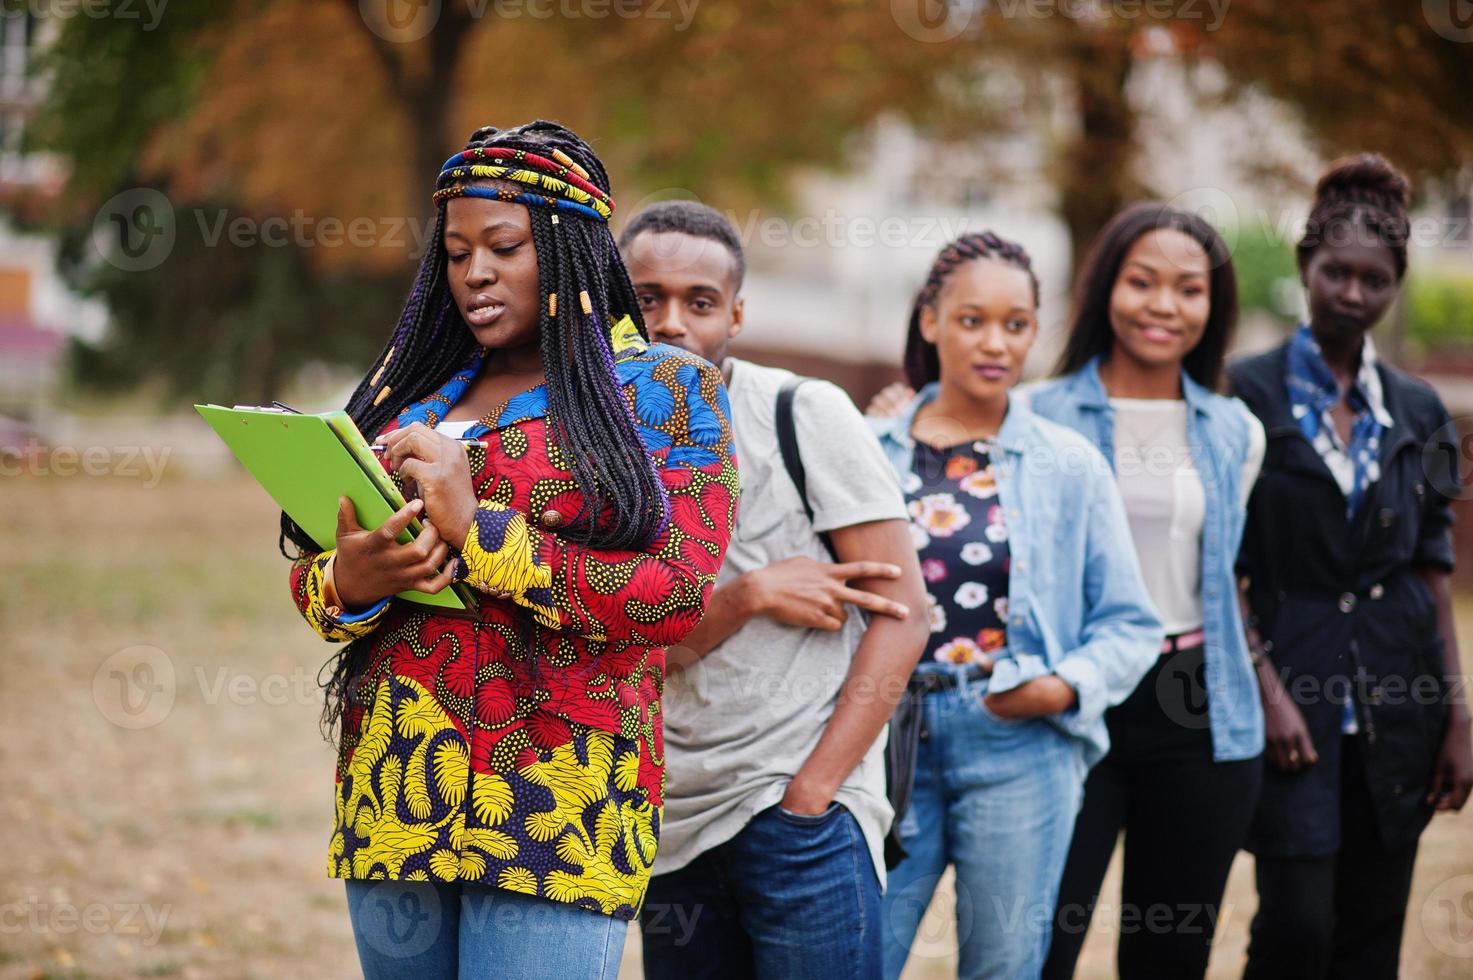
[{"left": 621, "top": 202, "right": 929, "bottom": 980}]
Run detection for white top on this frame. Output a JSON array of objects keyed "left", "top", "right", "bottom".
[
  {"left": 1109, "top": 398, "right": 1264, "bottom": 635},
  {"left": 434, "top": 418, "right": 477, "bottom": 437},
  {"left": 658, "top": 358, "right": 909, "bottom": 887}
]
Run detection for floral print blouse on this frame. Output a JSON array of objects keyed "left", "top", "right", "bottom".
[
  {"left": 287, "top": 317, "right": 739, "bottom": 920},
  {"left": 903, "top": 439, "right": 1011, "bottom": 667}
]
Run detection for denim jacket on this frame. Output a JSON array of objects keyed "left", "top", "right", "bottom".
[
  {"left": 1022, "top": 356, "right": 1265, "bottom": 762},
  {"left": 871, "top": 384, "right": 1164, "bottom": 767}
]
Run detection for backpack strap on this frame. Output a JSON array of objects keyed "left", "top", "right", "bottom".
[{"left": 776, "top": 377, "right": 839, "bottom": 562}]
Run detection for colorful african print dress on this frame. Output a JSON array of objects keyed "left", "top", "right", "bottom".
[{"left": 288, "top": 317, "right": 739, "bottom": 920}]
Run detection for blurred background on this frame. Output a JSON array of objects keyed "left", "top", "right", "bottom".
[{"left": 3, "top": 1, "right": 1472, "bottom": 977}]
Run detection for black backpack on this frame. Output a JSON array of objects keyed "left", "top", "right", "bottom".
[{"left": 775, "top": 377, "right": 838, "bottom": 561}]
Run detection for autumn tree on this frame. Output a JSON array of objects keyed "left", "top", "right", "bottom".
[
  {"left": 910, "top": 0, "right": 1473, "bottom": 262},
  {"left": 18, "top": 1, "right": 1473, "bottom": 402},
  {"left": 23, "top": 0, "right": 966, "bottom": 402}
]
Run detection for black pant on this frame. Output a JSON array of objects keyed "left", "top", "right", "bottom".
[
  {"left": 1044, "top": 643, "right": 1262, "bottom": 980},
  {"left": 1244, "top": 736, "right": 1420, "bottom": 980}
]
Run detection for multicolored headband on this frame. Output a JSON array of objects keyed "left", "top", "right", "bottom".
[{"left": 433, "top": 146, "right": 615, "bottom": 221}]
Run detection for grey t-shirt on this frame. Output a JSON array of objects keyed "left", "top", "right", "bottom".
[{"left": 656, "top": 357, "right": 910, "bottom": 886}]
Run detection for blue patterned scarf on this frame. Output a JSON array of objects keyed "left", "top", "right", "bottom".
[{"left": 1285, "top": 322, "right": 1392, "bottom": 522}]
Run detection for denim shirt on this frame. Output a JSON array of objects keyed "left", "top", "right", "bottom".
[
  {"left": 1022, "top": 356, "right": 1265, "bottom": 762},
  {"left": 871, "top": 384, "right": 1164, "bottom": 768}
]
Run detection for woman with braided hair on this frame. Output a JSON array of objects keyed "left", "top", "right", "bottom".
[
  {"left": 869, "top": 207, "right": 1267, "bottom": 977},
  {"left": 281, "top": 120, "right": 739, "bottom": 978},
  {"left": 868, "top": 231, "right": 1162, "bottom": 978},
  {"left": 1229, "top": 154, "right": 1472, "bottom": 979}
]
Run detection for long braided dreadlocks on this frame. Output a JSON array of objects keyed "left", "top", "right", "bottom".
[
  {"left": 281, "top": 121, "right": 668, "bottom": 740},
  {"left": 280, "top": 120, "right": 665, "bottom": 558},
  {"left": 903, "top": 231, "right": 1040, "bottom": 390}
]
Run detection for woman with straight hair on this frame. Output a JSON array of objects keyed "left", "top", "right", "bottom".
[{"left": 1034, "top": 203, "right": 1265, "bottom": 979}]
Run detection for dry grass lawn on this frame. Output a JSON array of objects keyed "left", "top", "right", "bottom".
[{"left": 4, "top": 474, "right": 1471, "bottom": 978}]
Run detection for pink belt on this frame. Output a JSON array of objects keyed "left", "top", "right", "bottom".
[{"left": 1161, "top": 628, "right": 1206, "bottom": 655}]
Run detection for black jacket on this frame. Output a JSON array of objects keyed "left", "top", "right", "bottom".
[{"left": 1228, "top": 342, "right": 1457, "bottom": 858}]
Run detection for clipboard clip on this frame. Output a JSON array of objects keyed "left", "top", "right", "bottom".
[{"left": 228, "top": 401, "right": 305, "bottom": 414}]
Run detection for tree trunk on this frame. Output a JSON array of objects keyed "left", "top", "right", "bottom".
[
  {"left": 346, "top": 0, "right": 475, "bottom": 227},
  {"left": 1057, "top": 30, "right": 1136, "bottom": 267}
]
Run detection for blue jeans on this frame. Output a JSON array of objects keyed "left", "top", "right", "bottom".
[
  {"left": 640, "top": 802, "right": 882, "bottom": 979},
  {"left": 881, "top": 683, "right": 1086, "bottom": 980},
  {"left": 344, "top": 879, "right": 626, "bottom": 980}
]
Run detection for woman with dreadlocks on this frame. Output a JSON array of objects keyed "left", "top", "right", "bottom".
[
  {"left": 282, "top": 120, "right": 739, "bottom": 978},
  {"left": 867, "top": 231, "right": 1161, "bottom": 978}
]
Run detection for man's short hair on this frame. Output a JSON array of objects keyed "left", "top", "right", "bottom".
[{"left": 618, "top": 200, "right": 745, "bottom": 289}]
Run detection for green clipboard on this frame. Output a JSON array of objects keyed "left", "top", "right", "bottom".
[{"left": 195, "top": 403, "right": 472, "bottom": 611}]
